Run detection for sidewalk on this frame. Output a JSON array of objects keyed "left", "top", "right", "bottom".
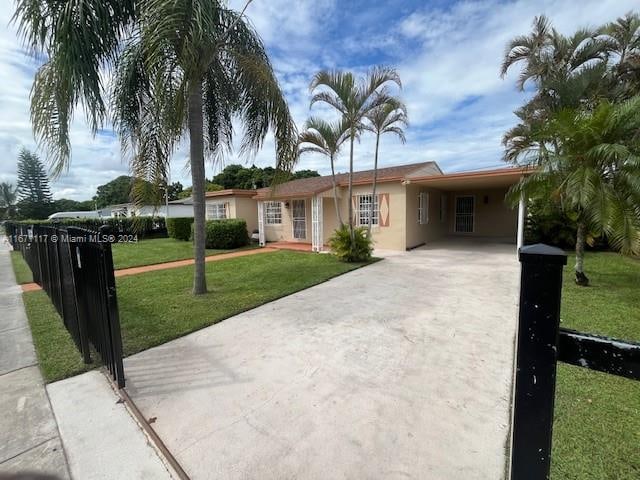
[
  {"left": 1, "top": 237, "right": 175, "bottom": 479},
  {"left": 0, "top": 236, "right": 70, "bottom": 478}
]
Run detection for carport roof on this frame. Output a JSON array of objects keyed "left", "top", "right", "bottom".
[{"left": 406, "top": 166, "right": 531, "bottom": 190}]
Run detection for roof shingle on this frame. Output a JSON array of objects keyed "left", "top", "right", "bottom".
[{"left": 254, "top": 161, "right": 441, "bottom": 199}]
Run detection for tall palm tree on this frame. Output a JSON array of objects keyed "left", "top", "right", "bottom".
[
  {"left": 15, "top": 0, "right": 297, "bottom": 295},
  {"left": 0, "top": 182, "right": 18, "bottom": 219},
  {"left": 309, "top": 67, "right": 400, "bottom": 241},
  {"left": 599, "top": 12, "right": 640, "bottom": 98},
  {"left": 363, "top": 97, "right": 408, "bottom": 236},
  {"left": 298, "top": 117, "right": 349, "bottom": 225},
  {"left": 505, "top": 96, "right": 640, "bottom": 285}
]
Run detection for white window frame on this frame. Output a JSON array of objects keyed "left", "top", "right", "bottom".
[
  {"left": 418, "top": 192, "right": 429, "bottom": 225},
  {"left": 265, "top": 201, "right": 282, "bottom": 225},
  {"left": 355, "top": 194, "right": 379, "bottom": 227},
  {"left": 206, "top": 202, "right": 227, "bottom": 220}
]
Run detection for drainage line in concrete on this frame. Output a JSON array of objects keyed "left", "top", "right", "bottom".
[{"left": 117, "top": 385, "right": 191, "bottom": 480}]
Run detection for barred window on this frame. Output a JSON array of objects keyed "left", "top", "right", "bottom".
[
  {"left": 356, "top": 194, "right": 379, "bottom": 227},
  {"left": 206, "top": 202, "right": 227, "bottom": 220},
  {"left": 265, "top": 201, "right": 282, "bottom": 225}
]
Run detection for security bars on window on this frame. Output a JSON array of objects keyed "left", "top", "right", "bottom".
[
  {"left": 265, "top": 201, "right": 282, "bottom": 225},
  {"left": 356, "top": 194, "right": 379, "bottom": 227}
]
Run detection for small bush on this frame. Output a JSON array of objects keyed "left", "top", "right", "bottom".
[
  {"left": 197, "top": 219, "right": 249, "bottom": 249},
  {"left": 167, "top": 217, "right": 193, "bottom": 241},
  {"left": 328, "top": 224, "right": 373, "bottom": 262}
]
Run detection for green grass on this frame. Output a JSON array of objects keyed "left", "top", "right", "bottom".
[
  {"left": 111, "top": 237, "right": 257, "bottom": 269},
  {"left": 10, "top": 251, "right": 33, "bottom": 284},
  {"left": 22, "top": 250, "right": 372, "bottom": 382},
  {"left": 552, "top": 252, "right": 640, "bottom": 479},
  {"left": 23, "top": 289, "right": 98, "bottom": 381}
]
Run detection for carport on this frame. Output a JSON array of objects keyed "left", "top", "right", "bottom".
[{"left": 404, "top": 167, "right": 528, "bottom": 251}]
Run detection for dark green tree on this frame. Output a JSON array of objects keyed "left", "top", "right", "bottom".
[
  {"left": 167, "top": 182, "right": 183, "bottom": 201},
  {"left": 51, "top": 198, "right": 94, "bottom": 212},
  {"left": 16, "top": 149, "right": 53, "bottom": 219},
  {"left": 93, "top": 175, "right": 134, "bottom": 208},
  {"left": 292, "top": 170, "right": 321, "bottom": 180}
]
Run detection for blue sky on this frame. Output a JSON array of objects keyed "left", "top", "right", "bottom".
[{"left": 0, "top": 0, "right": 637, "bottom": 200}]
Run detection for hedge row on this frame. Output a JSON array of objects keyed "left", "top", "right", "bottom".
[
  {"left": 192, "top": 219, "right": 250, "bottom": 249},
  {"left": 7, "top": 217, "right": 167, "bottom": 238},
  {"left": 166, "top": 217, "right": 193, "bottom": 241}
]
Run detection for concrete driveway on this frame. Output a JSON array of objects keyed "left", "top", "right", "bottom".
[{"left": 124, "top": 241, "right": 520, "bottom": 479}]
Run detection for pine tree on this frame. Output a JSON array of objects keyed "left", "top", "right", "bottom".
[{"left": 16, "top": 149, "right": 53, "bottom": 219}]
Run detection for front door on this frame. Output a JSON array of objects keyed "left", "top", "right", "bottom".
[
  {"left": 455, "top": 196, "right": 474, "bottom": 233},
  {"left": 292, "top": 199, "right": 306, "bottom": 240}
]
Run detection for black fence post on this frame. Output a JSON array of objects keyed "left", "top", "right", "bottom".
[{"left": 510, "top": 244, "right": 567, "bottom": 480}]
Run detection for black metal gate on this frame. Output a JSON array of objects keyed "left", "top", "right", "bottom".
[
  {"left": 510, "top": 244, "right": 639, "bottom": 479},
  {"left": 7, "top": 223, "right": 125, "bottom": 388}
]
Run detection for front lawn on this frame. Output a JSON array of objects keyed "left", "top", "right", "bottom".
[
  {"left": 22, "top": 250, "right": 372, "bottom": 382},
  {"left": 552, "top": 252, "right": 640, "bottom": 479},
  {"left": 111, "top": 237, "right": 257, "bottom": 269}
]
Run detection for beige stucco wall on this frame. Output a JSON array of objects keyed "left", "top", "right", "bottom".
[
  {"left": 445, "top": 187, "right": 517, "bottom": 240},
  {"left": 344, "top": 182, "right": 407, "bottom": 251},
  {"left": 233, "top": 197, "right": 258, "bottom": 234},
  {"left": 405, "top": 185, "right": 449, "bottom": 249},
  {"left": 205, "top": 196, "right": 258, "bottom": 236},
  {"left": 263, "top": 199, "right": 313, "bottom": 242},
  {"left": 263, "top": 181, "right": 407, "bottom": 250}
]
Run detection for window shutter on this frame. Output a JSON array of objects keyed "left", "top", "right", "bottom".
[
  {"left": 379, "top": 193, "right": 390, "bottom": 227},
  {"left": 225, "top": 202, "right": 230, "bottom": 219},
  {"left": 351, "top": 196, "right": 357, "bottom": 223}
]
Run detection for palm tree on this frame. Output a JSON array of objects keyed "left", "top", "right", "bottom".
[
  {"left": 363, "top": 97, "right": 408, "bottom": 236},
  {"left": 0, "top": 182, "right": 18, "bottom": 219},
  {"left": 298, "top": 117, "right": 349, "bottom": 225},
  {"left": 599, "top": 12, "right": 640, "bottom": 99},
  {"left": 505, "top": 96, "right": 640, "bottom": 285},
  {"left": 15, "top": 0, "right": 297, "bottom": 295},
  {"left": 309, "top": 67, "right": 400, "bottom": 241}
]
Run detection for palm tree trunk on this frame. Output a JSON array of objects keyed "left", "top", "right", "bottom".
[
  {"left": 348, "top": 130, "right": 355, "bottom": 241},
  {"left": 575, "top": 221, "right": 589, "bottom": 286},
  {"left": 188, "top": 82, "right": 207, "bottom": 295},
  {"left": 368, "top": 132, "right": 380, "bottom": 237},
  {"left": 330, "top": 154, "right": 342, "bottom": 226}
]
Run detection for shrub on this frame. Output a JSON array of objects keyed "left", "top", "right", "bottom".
[
  {"left": 328, "top": 224, "right": 373, "bottom": 262},
  {"left": 198, "top": 219, "right": 249, "bottom": 249},
  {"left": 167, "top": 217, "right": 193, "bottom": 241}
]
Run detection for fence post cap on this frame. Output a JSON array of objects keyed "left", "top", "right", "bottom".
[{"left": 519, "top": 243, "right": 568, "bottom": 265}]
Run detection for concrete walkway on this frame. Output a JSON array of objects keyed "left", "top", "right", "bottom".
[
  {"left": 124, "top": 241, "right": 520, "bottom": 479},
  {"left": 0, "top": 237, "right": 70, "bottom": 478}
]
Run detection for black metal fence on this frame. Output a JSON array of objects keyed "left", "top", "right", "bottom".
[
  {"left": 6, "top": 223, "right": 125, "bottom": 388},
  {"left": 510, "top": 244, "right": 640, "bottom": 479}
]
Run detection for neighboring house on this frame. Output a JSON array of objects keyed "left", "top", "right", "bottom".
[
  {"left": 253, "top": 161, "right": 529, "bottom": 252},
  {"left": 99, "top": 202, "right": 194, "bottom": 218},
  {"left": 176, "top": 189, "right": 258, "bottom": 235}
]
